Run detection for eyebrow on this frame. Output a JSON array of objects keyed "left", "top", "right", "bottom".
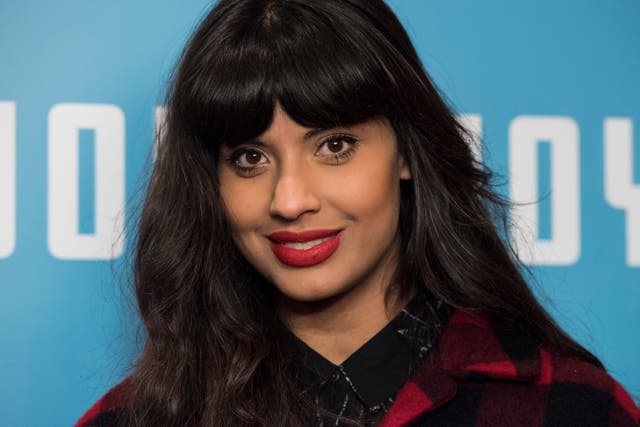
[{"left": 303, "top": 127, "right": 329, "bottom": 139}]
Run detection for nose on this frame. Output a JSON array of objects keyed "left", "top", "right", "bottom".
[{"left": 269, "top": 166, "right": 321, "bottom": 221}]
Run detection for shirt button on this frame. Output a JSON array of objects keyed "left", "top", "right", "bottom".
[{"left": 330, "top": 371, "right": 339, "bottom": 381}]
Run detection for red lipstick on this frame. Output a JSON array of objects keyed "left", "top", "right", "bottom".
[{"left": 268, "top": 229, "right": 344, "bottom": 267}]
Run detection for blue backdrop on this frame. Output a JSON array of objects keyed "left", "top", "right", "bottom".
[{"left": 0, "top": 1, "right": 638, "bottom": 425}]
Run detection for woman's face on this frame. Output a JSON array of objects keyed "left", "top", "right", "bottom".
[{"left": 219, "top": 104, "right": 411, "bottom": 306}]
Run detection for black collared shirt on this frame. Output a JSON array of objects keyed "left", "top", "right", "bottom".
[{"left": 292, "top": 290, "right": 451, "bottom": 426}]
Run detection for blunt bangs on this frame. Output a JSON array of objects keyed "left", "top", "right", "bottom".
[{"left": 171, "top": 0, "right": 403, "bottom": 149}]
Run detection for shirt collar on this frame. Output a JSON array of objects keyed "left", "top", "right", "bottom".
[
  {"left": 293, "top": 289, "right": 450, "bottom": 412},
  {"left": 295, "top": 313, "right": 414, "bottom": 409}
]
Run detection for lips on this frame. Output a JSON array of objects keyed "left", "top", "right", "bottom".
[{"left": 268, "top": 229, "right": 344, "bottom": 267}]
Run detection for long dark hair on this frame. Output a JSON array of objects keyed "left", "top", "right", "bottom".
[{"left": 128, "top": 0, "right": 601, "bottom": 425}]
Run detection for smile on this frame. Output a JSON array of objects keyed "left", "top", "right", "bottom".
[{"left": 267, "top": 229, "right": 344, "bottom": 267}]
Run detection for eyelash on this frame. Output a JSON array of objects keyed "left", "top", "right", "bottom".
[
  {"left": 316, "top": 133, "right": 358, "bottom": 164},
  {"left": 225, "top": 133, "right": 358, "bottom": 176}
]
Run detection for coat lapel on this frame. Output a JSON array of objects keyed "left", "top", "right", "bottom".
[{"left": 379, "top": 310, "right": 542, "bottom": 427}]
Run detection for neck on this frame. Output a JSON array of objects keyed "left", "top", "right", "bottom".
[{"left": 278, "top": 264, "right": 413, "bottom": 365}]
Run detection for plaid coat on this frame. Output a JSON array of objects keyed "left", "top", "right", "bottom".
[{"left": 75, "top": 310, "right": 639, "bottom": 427}]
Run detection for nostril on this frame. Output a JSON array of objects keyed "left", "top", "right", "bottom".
[{"left": 269, "top": 178, "right": 321, "bottom": 220}]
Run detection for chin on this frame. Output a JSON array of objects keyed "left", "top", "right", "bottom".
[{"left": 274, "top": 275, "right": 350, "bottom": 304}]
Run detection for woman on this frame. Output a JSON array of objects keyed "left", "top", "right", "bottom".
[{"left": 75, "top": 0, "right": 639, "bottom": 426}]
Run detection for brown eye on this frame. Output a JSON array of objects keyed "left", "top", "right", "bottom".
[
  {"left": 316, "top": 134, "right": 357, "bottom": 160},
  {"left": 244, "top": 150, "right": 263, "bottom": 164},
  {"left": 326, "top": 139, "right": 344, "bottom": 153},
  {"left": 228, "top": 148, "right": 268, "bottom": 170}
]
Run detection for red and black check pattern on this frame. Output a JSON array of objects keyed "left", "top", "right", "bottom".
[
  {"left": 75, "top": 310, "right": 639, "bottom": 427},
  {"left": 380, "top": 311, "right": 639, "bottom": 426}
]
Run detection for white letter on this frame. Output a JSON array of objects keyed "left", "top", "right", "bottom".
[
  {"left": 0, "top": 102, "right": 16, "bottom": 259},
  {"left": 604, "top": 118, "right": 640, "bottom": 266},
  {"left": 48, "top": 103, "right": 125, "bottom": 260},
  {"left": 153, "top": 106, "right": 167, "bottom": 160},
  {"left": 509, "top": 116, "right": 580, "bottom": 265},
  {"left": 457, "top": 114, "right": 483, "bottom": 162}
]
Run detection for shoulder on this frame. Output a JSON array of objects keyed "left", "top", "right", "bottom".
[
  {"left": 384, "top": 310, "right": 639, "bottom": 427},
  {"left": 536, "top": 350, "right": 640, "bottom": 426},
  {"left": 74, "top": 378, "right": 132, "bottom": 427},
  {"left": 444, "top": 310, "right": 640, "bottom": 426}
]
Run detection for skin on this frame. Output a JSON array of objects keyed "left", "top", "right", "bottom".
[{"left": 219, "top": 104, "right": 412, "bottom": 364}]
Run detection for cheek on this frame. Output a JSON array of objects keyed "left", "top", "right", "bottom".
[
  {"left": 219, "top": 174, "right": 280, "bottom": 282},
  {"left": 219, "top": 173, "right": 270, "bottom": 234},
  {"left": 327, "top": 157, "right": 401, "bottom": 216},
  {"left": 334, "top": 151, "right": 400, "bottom": 203},
  {"left": 219, "top": 177, "right": 272, "bottom": 275}
]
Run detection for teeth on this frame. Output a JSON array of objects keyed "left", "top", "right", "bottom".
[{"left": 282, "top": 237, "right": 332, "bottom": 250}]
